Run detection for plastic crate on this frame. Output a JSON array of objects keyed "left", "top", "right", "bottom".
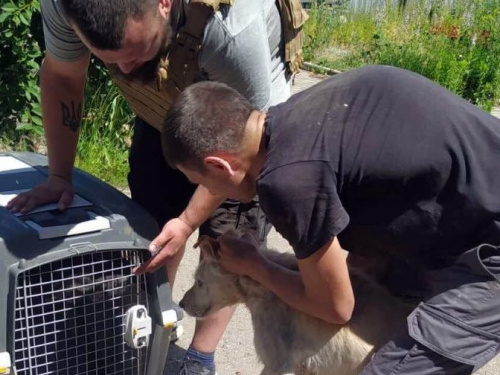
[{"left": 0, "top": 152, "right": 181, "bottom": 375}]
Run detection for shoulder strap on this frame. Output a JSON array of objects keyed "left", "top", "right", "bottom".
[
  {"left": 276, "top": 0, "right": 309, "bottom": 75},
  {"left": 165, "top": 0, "right": 232, "bottom": 91}
]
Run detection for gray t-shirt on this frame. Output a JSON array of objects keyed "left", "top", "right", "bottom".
[{"left": 40, "top": 0, "right": 290, "bottom": 109}]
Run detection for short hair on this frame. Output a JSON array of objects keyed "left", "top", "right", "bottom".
[
  {"left": 60, "top": 0, "right": 158, "bottom": 50},
  {"left": 162, "top": 81, "right": 255, "bottom": 169}
]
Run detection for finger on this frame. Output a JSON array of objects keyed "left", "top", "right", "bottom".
[
  {"left": 218, "top": 255, "right": 235, "bottom": 272},
  {"left": 220, "top": 235, "right": 248, "bottom": 254},
  {"left": 5, "top": 195, "right": 20, "bottom": 209},
  {"left": 58, "top": 190, "right": 74, "bottom": 211},
  {"left": 219, "top": 233, "right": 240, "bottom": 248},
  {"left": 20, "top": 196, "right": 39, "bottom": 214},
  {"left": 133, "top": 257, "right": 153, "bottom": 275},
  {"left": 6, "top": 194, "right": 28, "bottom": 212},
  {"left": 7, "top": 202, "right": 21, "bottom": 213},
  {"left": 217, "top": 241, "right": 235, "bottom": 258},
  {"left": 149, "top": 231, "right": 173, "bottom": 253},
  {"left": 5, "top": 199, "right": 13, "bottom": 210},
  {"left": 217, "top": 238, "right": 231, "bottom": 253},
  {"left": 219, "top": 229, "right": 239, "bottom": 241},
  {"left": 8, "top": 205, "right": 20, "bottom": 213},
  {"left": 133, "top": 250, "right": 170, "bottom": 274},
  {"left": 149, "top": 243, "right": 161, "bottom": 255}
]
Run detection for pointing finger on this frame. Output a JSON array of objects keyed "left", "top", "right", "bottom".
[{"left": 149, "top": 231, "right": 173, "bottom": 253}]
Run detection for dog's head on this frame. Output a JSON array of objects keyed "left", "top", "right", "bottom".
[{"left": 179, "top": 235, "right": 245, "bottom": 318}]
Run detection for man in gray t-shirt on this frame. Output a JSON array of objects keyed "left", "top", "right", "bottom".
[{"left": 7, "top": 0, "right": 291, "bottom": 373}]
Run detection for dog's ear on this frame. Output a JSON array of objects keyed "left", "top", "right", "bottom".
[{"left": 194, "top": 235, "right": 220, "bottom": 259}]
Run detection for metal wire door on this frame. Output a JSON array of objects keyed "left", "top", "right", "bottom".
[{"left": 14, "top": 250, "right": 149, "bottom": 375}]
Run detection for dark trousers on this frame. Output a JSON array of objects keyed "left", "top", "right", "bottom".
[
  {"left": 127, "top": 117, "right": 271, "bottom": 242},
  {"left": 360, "top": 244, "right": 500, "bottom": 375}
]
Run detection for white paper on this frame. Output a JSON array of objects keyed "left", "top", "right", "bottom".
[{"left": 0, "top": 189, "right": 93, "bottom": 216}]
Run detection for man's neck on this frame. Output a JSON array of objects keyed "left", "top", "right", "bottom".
[{"left": 244, "top": 110, "right": 268, "bottom": 182}]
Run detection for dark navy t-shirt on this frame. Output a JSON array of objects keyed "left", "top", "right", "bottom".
[{"left": 258, "top": 65, "right": 500, "bottom": 264}]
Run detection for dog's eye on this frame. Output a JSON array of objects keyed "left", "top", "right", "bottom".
[{"left": 196, "top": 279, "right": 204, "bottom": 288}]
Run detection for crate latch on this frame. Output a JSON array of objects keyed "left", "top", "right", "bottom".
[{"left": 125, "top": 305, "right": 153, "bottom": 349}]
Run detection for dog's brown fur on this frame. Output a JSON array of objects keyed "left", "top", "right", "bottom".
[{"left": 180, "top": 236, "right": 412, "bottom": 375}]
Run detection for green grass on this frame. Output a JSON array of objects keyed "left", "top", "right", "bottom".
[
  {"left": 0, "top": 123, "right": 37, "bottom": 152},
  {"left": 3, "top": 1, "right": 499, "bottom": 188},
  {"left": 0, "top": 65, "right": 134, "bottom": 188},
  {"left": 304, "top": 0, "right": 500, "bottom": 110},
  {"left": 75, "top": 78, "right": 134, "bottom": 188}
]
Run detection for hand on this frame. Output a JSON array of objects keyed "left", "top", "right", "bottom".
[
  {"left": 218, "top": 231, "right": 264, "bottom": 276},
  {"left": 133, "top": 217, "right": 195, "bottom": 274},
  {"left": 6, "top": 174, "right": 74, "bottom": 214}
]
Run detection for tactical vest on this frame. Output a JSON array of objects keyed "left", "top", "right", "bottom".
[{"left": 109, "top": 0, "right": 308, "bottom": 131}]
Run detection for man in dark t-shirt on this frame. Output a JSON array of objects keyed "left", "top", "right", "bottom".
[{"left": 157, "top": 65, "right": 500, "bottom": 374}]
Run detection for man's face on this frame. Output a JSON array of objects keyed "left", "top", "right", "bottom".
[
  {"left": 177, "top": 163, "right": 257, "bottom": 203},
  {"left": 77, "top": 10, "right": 172, "bottom": 82}
]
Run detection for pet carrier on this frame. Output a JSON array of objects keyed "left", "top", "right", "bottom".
[{"left": 0, "top": 152, "right": 182, "bottom": 375}]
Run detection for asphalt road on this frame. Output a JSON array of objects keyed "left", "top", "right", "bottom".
[{"left": 162, "top": 70, "right": 500, "bottom": 375}]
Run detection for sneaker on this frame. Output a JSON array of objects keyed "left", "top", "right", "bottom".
[{"left": 178, "top": 359, "right": 216, "bottom": 375}]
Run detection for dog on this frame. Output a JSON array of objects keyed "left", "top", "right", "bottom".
[{"left": 180, "top": 235, "right": 413, "bottom": 375}]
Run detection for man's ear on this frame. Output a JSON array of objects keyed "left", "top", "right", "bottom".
[
  {"left": 158, "top": 0, "right": 172, "bottom": 18},
  {"left": 204, "top": 156, "right": 235, "bottom": 177},
  {"left": 194, "top": 235, "right": 220, "bottom": 259}
]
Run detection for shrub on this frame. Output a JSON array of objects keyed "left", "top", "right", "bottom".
[
  {"left": 0, "top": 0, "right": 44, "bottom": 146},
  {"left": 304, "top": 0, "right": 500, "bottom": 110}
]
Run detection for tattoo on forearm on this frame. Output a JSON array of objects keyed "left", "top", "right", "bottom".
[{"left": 61, "top": 101, "right": 82, "bottom": 132}]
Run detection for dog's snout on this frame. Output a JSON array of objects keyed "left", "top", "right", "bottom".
[{"left": 179, "top": 298, "right": 185, "bottom": 309}]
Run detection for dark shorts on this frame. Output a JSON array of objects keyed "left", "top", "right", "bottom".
[
  {"left": 127, "top": 117, "right": 271, "bottom": 242},
  {"left": 360, "top": 244, "right": 500, "bottom": 375}
]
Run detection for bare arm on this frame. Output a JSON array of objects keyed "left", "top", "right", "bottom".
[
  {"left": 7, "top": 51, "right": 90, "bottom": 213},
  {"left": 133, "top": 185, "right": 226, "bottom": 274},
  {"left": 42, "top": 51, "right": 90, "bottom": 179},
  {"left": 219, "top": 235, "right": 354, "bottom": 324},
  {"left": 178, "top": 185, "right": 226, "bottom": 231}
]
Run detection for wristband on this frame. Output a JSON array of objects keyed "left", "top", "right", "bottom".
[{"left": 49, "top": 173, "right": 71, "bottom": 180}]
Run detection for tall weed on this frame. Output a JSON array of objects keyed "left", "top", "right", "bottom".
[
  {"left": 76, "top": 64, "right": 134, "bottom": 188},
  {"left": 0, "top": 0, "right": 134, "bottom": 187},
  {"left": 304, "top": 0, "right": 500, "bottom": 110},
  {"left": 0, "top": 0, "right": 44, "bottom": 148}
]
